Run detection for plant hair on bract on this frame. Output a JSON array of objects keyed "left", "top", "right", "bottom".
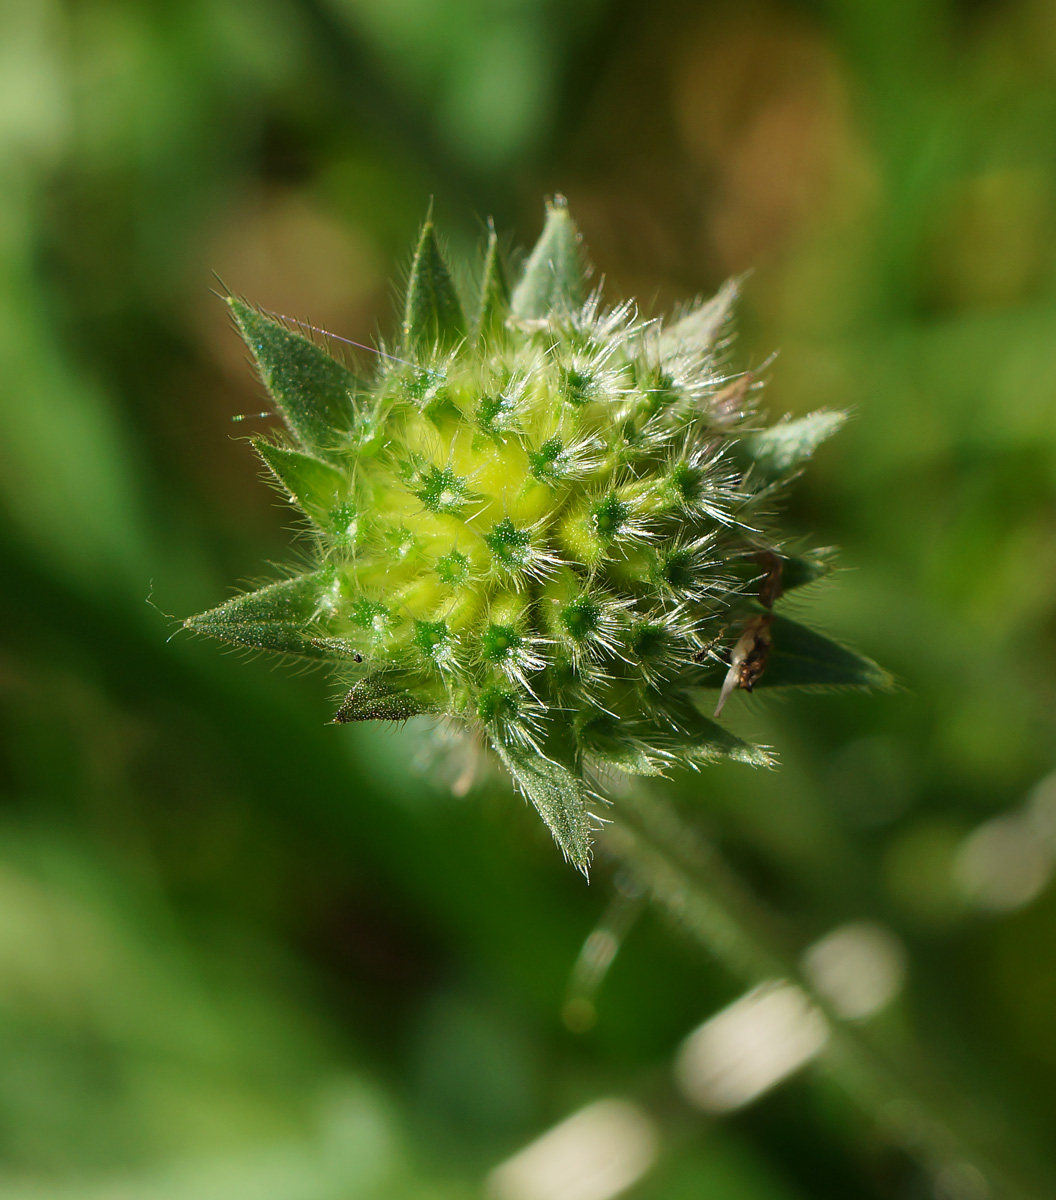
[{"left": 186, "top": 196, "right": 889, "bottom": 874}]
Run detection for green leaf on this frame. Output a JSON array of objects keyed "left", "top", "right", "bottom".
[
  {"left": 253, "top": 439, "right": 351, "bottom": 530},
  {"left": 730, "top": 547, "right": 838, "bottom": 600},
  {"left": 695, "top": 614, "right": 891, "bottom": 692},
  {"left": 780, "top": 547, "right": 838, "bottom": 593},
  {"left": 665, "top": 693, "right": 775, "bottom": 767},
  {"left": 578, "top": 714, "right": 667, "bottom": 776},
  {"left": 333, "top": 674, "right": 432, "bottom": 722},
  {"left": 510, "top": 196, "right": 586, "bottom": 321},
  {"left": 762, "top": 615, "right": 892, "bottom": 689},
  {"left": 659, "top": 279, "right": 739, "bottom": 362},
  {"left": 403, "top": 219, "right": 466, "bottom": 351},
  {"left": 228, "top": 300, "right": 357, "bottom": 459},
  {"left": 743, "top": 411, "right": 846, "bottom": 479},
  {"left": 476, "top": 221, "right": 509, "bottom": 341},
  {"left": 585, "top": 743, "right": 666, "bottom": 777},
  {"left": 185, "top": 572, "right": 358, "bottom": 660},
  {"left": 493, "top": 739, "right": 592, "bottom": 874}
]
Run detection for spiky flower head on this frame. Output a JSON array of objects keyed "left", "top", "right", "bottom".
[{"left": 187, "top": 198, "right": 887, "bottom": 872}]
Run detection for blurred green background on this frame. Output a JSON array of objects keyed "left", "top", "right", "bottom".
[{"left": 3, "top": 0, "right": 1056, "bottom": 1195}]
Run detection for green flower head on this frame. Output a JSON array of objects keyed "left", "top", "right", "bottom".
[{"left": 187, "top": 198, "right": 888, "bottom": 873}]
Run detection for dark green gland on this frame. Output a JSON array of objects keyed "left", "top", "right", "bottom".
[
  {"left": 591, "top": 494, "right": 630, "bottom": 540},
  {"left": 435, "top": 549, "right": 469, "bottom": 586},
  {"left": 485, "top": 518, "right": 531, "bottom": 568},
  {"left": 560, "top": 596, "right": 601, "bottom": 641},
  {"left": 478, "top": 392, "right": 517, "bottom": 437},
  {"left": 406, "top": 367, "right": 448, "bottom": 406},
  {"left": 327, "top": 502, "right": 359, "bottom": 539},
  {"left": 414, "top": 619, "right": 454, "bottom": 666},
  {"left": 629, "top": 621, "right": 669, "bottom": 660},
  {"left": 351, "top": 598, "right": 391, "bottom": 634},
  {"left": 416, "top": 465, "right": 468, "bottom": 514},
  {"left": 481, "top": 623, "right": 523, "bottom": 663},
  {"left": 561, "top": 365, "right": 595, "bottom": 406},
  {"left": 386, "top": 527, "right": 417, "bottom": 560},
  {"left": 669, "top": 462, "right": 704, "bottom": 505},
  {"left": 576, "top": 711, "right": 621, "bottom": 748},
  {"left": 655, "top": 545, "right": 706, "bottom": 592},
  {"left": 529, "top": 436, "right": 570, "bottom": 484},
  {"left": 545, "top": 652, "right": 585, "bottom": 693},
  {"left": 477, "top": 685, "right": 519, "bottom": 724},
  {"left": 637, "top": 370, "right": 680, "bottom": 419}
]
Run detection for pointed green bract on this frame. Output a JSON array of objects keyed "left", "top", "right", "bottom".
[
  {"left": 184, "top": 572, "right": 359, "bottom": 660},
  {"left": 780, "top": 547, "right": 838, "bottom": 593},
  {"left": 587, "top": 743, "right": 666, "bottom": 777},
  {"left": 403, "top": 220, "right": 466, "bottom": 350},
  {"left": 659, "top": 279, "right": 739, "bottom": 362},
  {"left": 578, "top": 715, "right": 667, "bottom": 777},
  {"left": 334, "top": 674, "right": 433, "bottom": 722},
  {"left": 494, "top": 740, "right": 592, "bottom": 874},
  {"left": 190, "top": 202, "right": 886, "bottom": 872},
  {"left": 476, "top": 223, "right": 509, "bottom": 341},
  {"left": 745, "top": 411, "right": 847, "bottom": 479},
  {"left": 762, "top": 615, "right": 892, "bottom": 690},
  {"left": 730, "top": 547, "right": 837, "bottom": 602},
  {"left": 697, "top": 615, "right": 891, "bottom": 692},
  {"left": 228, "top": 300, "right": 357, "bottom": 459},
  {"left": 510, "top": 196, "right": 585, "bottom": 321},
  {"left": 253, "top": 439, "right": 351, "bottom": 531},
  {"left": 665, "top": 694, "right": 776, "bottom": 767}
]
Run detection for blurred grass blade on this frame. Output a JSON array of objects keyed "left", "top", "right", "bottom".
[
  {"left": 511, "top": 196, "right": 585, "bottom": 320},
  {"left": 494, "top": 740, "right": 592, "bottom": 873},
  {"left": 403, "top": 219, "right": 466, "bottom": 350},
  {"left": 229, "top": 300, "right": 357, "bottom": 460}
]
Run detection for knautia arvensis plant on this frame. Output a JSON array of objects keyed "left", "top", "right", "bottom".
[{"left": 187, "top": 198, "right": 888, "bottom": 873}]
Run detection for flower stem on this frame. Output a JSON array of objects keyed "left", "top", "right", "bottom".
[{"left": 601, "top": 790, "right": 1052, "bottom": 1199}]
